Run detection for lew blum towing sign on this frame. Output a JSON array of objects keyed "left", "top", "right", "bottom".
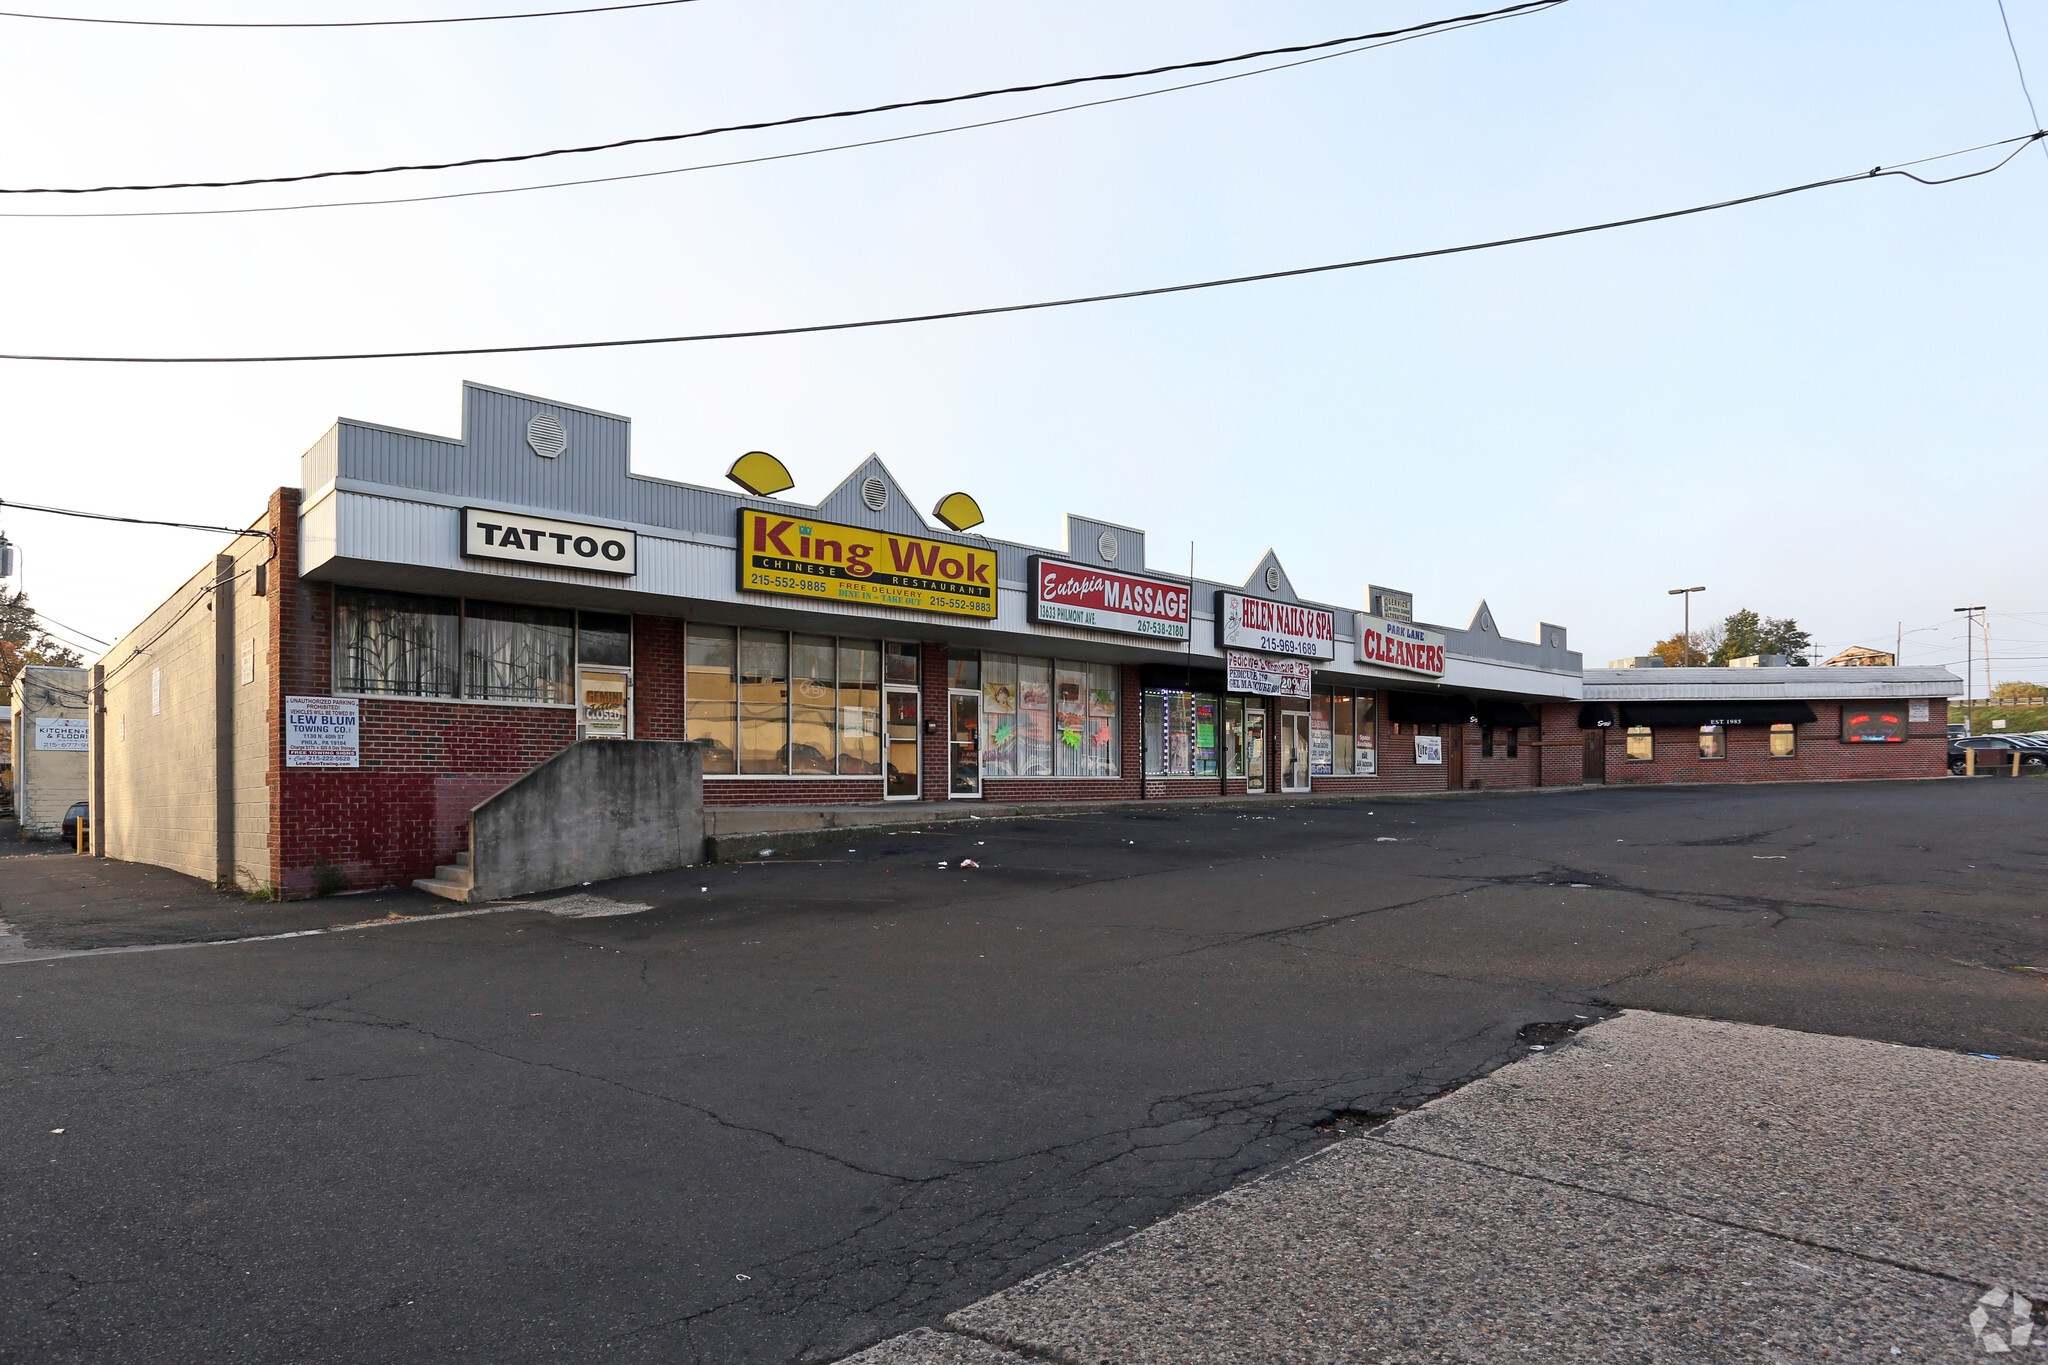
[
  {"left": 1030, "top": 557, "right": 1189, "bottom": 641},
  {"left": 738, "top": 509, "right": 996, "bottom": 619},
  {"left": 462, "top": 508, "right": 636, "bottom": 575},
  {"left": 1216, "top": 592, "right": 1336, "bottom": 660},
  {"left": 1355, "top": 612, "right": 1446, "bottom": 676}
]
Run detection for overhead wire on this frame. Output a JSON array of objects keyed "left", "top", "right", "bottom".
[
  {"left": 0, "top": 0, "right": 701, "bottom": 27},
  {"left": 1995, "top": 0, "right": 2048, "bottom": 164},
  {"left": 0, "top": 11, "right": 1533, "bottom": 220},
  {"left": 0, "top": 498, "right": 276, "bottom": 539},
  {"left": 0, "top": 1, "right": 1567, "bottom": 195},
  {"left": 2, "top": 132, "right": 2038, "bottom": 366}
]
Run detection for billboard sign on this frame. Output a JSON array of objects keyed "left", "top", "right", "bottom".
[
  {"left": 1216, "top": 592, "right": 1336, "bottom": 660},
  {"left": 738, "top": 510, "right": 996, "bottom": 619},
  {"left": 1029, "top": 557, "right": 1189, "bottom": 641}
]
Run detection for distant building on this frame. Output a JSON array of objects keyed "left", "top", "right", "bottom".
[
  {"left": 1823, "top": 646, "right": 1896, "bottom": 667},
  {"left": 9, "top": 665, "right": 90, "bottom": 839},
  {"left": 1607, "top": 656, "right": 1664, "bottom": 669}
]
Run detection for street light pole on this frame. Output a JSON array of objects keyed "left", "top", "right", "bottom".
[
  {"left": 1668, "top": 586, "right": 1706, "bottom": 664},
  {"left": 1954, "top": 606, "right": 1986, "bottom": 734}
]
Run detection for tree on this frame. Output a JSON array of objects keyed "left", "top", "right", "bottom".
[
  {"left": 1650, "top": 625, "right": 1723, "bottom": 668},
  {"left": 0, "top": 590, "right": 85, "bottom": 695},
  {"left": 1991, "top": 680, "right": 2045, "bottom": 703},
  {"left": 1707, "top": 608, "right": 1813, "bottom": 666}
]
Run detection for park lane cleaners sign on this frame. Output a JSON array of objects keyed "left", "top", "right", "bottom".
[
  {"left": 1355, "top": 613, "right": 1446, "bottom": 676},
  {"left": 738, "top": 509, "right": 996, "bottom": 619},
  {"left": 1216, "top": 592, "right": 1336, "bottom": 660},
  {"left": 462, "top": 508, "right": 636, "bottom": 576},
  {"left": 1029, "top": 557, "right": 1189, "bottom": 641}
]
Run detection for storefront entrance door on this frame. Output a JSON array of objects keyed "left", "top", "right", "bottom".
[
  {"left": 579, "top": 670, "right": 630, "bottom": 739},
  {"left": 1444, "top": 725, "right": 1465, "bottom": 791},
  {"left": 1581, "top": 729, "right": 1606, "bottom": 783},
  {"left": 884, "top": 688, "right": 920, "bottom": 799},
  {"left": 1243, "top": 709, "right": 1266, "bottom": 794},
  {"left": 1281, "top": 711, "right": 1311, "bottom": 793},
  {"left": 949, "top": 691, "right": 981, "bottom": 798}
]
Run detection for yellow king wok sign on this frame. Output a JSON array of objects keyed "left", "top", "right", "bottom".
[{"left": 737, "top": 509, "right": 998, "bottom": 618}]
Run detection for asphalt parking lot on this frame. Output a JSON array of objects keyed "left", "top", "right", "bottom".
[{"left": 2, "top": 778, "right": 2044, "bottom": 1363}]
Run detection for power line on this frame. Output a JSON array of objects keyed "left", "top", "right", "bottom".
[
  {"left": 0, "top": 0, "right": 700, "bottom": 28},
  {"left": 0, "top": 2, "right": 1566, "bottom": 195},
  {"left": 0, "top": 15, "right": 1519, "bottom": 221},
  {"left": 0, "top": 498, "right": 275, "bottom": 538},
  {"left": 1995, "top": 0, "right": 2048, "bottom": 163},
  {"left": 2, "top": 132, "right": 2038, "bottom": 366}
]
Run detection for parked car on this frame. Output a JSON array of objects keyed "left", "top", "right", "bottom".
[
  {"left": 1948, "top": 722, "right": 1969, "bottom": 737},
  {"left": 59, "top": 800, "right": 89, "bottom": 843},
  {"left": 1948, "top": 736, "right": 2048, "bottom": 774}
]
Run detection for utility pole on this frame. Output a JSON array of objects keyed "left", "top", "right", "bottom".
[
  {"left": 1955, "top": 606, "right": 1986, "bottom": 734},
  {"left": 1668, "top": 586, "right": 1706, "bottom": 664}
]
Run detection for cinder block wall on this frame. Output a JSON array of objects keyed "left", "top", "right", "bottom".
[{"left": 10, "top": 666, "right": 90, "bottom": 839}]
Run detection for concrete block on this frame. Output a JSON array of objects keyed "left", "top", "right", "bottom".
[{"left": 471, "top": 739, "right": 703, "bottom": 899}]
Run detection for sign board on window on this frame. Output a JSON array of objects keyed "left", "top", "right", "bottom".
[
  {"left": 1215, "top": 592, "right": 1336, "bottom": 660},
  {"left": 1413, "top": 734, "right": 1444, "bottom": 765},
  {"left": 462, "top": 507, "right": 636, "bottom": 576},
  {"left": 1355, "top": 613, "right": 1446, "bottom": 676},
  {"left": 738, "top": 509, "right": 995, "bottom": 619},
  {"left": 1225, "top": 651, "right": 1312, "bottom": 698},
  {"left": 1029, "top": 557, "right": 1189, "bottom": 641},
  {"left": 1355, "top": 738, "right": 1377, "bottom": 776},
  {"left": 1909, "top": 699, "right": 1930, "bottom": 723},
  {"left": 580, "top": 672, "right": 629, "bottom": 738},
  {"left": 285, "top": 696, "right": 360, "bottom": 767},
  {"left": 1840, "top": 706, "right": 1907, "bottom": 743},
  {"left": 34, "top": 717, "right": 87, "bottom": 751},
  {"left": 1309, "top": 712, "right": 1333, "bottom": 775}
]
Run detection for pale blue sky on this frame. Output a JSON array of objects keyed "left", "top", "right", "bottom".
[{"left": 2, "top": 1, "right": 2044, "bottom": 682}]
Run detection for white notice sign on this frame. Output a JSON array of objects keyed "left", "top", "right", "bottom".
[
  {"left": 286, "top": 696, "right": 360, "bottom": 768},
  {"left": 35, "top": 717, "right": 88, "bottom": 751},
  {"left": 1909, "top": 699, "right": 1930, "bottom": 723},
  {"left": 1413, "top": 734, "right": 1444, "bottom": 765},
  {"left": 1225, "top": 651, "right": 1313, "bottom": 699}
]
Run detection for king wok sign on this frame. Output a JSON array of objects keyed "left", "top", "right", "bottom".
[{"left": 738, "top": 509, "right": 997, "bottom": 618}]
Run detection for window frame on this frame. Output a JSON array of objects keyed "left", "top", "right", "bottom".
[
  {"left": 1625, "top": 725, "right": 1654, "bottom": 761},
  {"left": 332, "top": 587, "right": 622, "bottom": 710},
  {"left": 1768, "top": 722, "right": 1796, "bottom": 758},
  {"left": 1698, "top": 724, "right": 1727, "bottom": 760}
]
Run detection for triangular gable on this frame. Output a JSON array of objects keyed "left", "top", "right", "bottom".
[
  {"left": 1240, "top": 550, "right": 1301, "bottom": 601},
  {"left": 811, "top": 456, "right": 936, "bottom": 535},
  {"left": 1467, "top": 600, "right": 1499, "bottom": 636}
]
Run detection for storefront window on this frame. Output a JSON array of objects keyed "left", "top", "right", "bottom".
[
  {"left": 1225, "top": 697, "right": 1246, "bottom": 776},
  {"left": 1145, "top": 690, "right": 1218, "bottom": 777},
  {"left": 1626, "top": 725, "right": 1654, "bottom": 761},
  {"left": 463, "top": 601, "right": 575, "bottom": 704},
  {"left": 1332, "top": 695, "right": 1354, "bottom": 775},
  {"left": 981, "top": 655, "right": 1017, "bottom": 778},
  {"left": 1699, "top": 724, "right": 1726, "bottom": 759},
  {"left": 949, "top": 654, "right": 980, "bottom": 690},
  {"left": 789, "top": 635, "right": 836, "bottom": 774},
  {"left": 1769, "top": 722, "right": 1796, "bottom": 757},
  {"left": 1355, "top": 694, "right": 1377, "bottom": 775},
  {"left": 884, "top": 642, "right": 920, "bottom": 686},
  {"left": 1016, "top": 657, "right": 1054, "bottom": 776},
  {"left": 838, "top": 640, "right": 882, "bottom": 775},
  {"left": 1310, "top": 694, "right": 1334, "bottom": 776},
  {"left": 1086, "top": 663, "right": 1119, "bottom": 776},
  {"left": 738, "top": 629, "right": 789, "bottom": 774},
  {"left": 577, "top": 611, "right": 633, "bottom": 667},
  {"left": 334, "top": 588, "right": 459, "bottom": 698},
  {"left": 687, "top": 624, "right": 738, "bottom": 773}
]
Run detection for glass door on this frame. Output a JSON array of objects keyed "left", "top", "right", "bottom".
[
  {"left": 579, "top": 670, "right": 631, "bottom": 739},
  {"left": 950, "top": 691, "right": 981, "bottom": 797},
  {"left": 1281, "top": 711, "right": 1311, "bottom": 792},
  {"left": 1243, "top": 707, "right": 1266, "bottom": 794},
  {"left": 884, "top": 688, "right": 920, "bottom": 799}
]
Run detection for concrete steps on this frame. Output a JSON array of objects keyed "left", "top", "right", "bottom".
[{"left": 413, "top": 849, "right": 474, "bottom": 903}]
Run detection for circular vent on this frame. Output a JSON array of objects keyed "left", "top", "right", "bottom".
[
  {"left": 1097, "top": 529, "right": 1118, "bottom": 562},
  {"left": 526, "top": 413, "right": 568, "bottom": 459},
  {"left": 861, "top": 476, "right": 888, "bottom": 511},
  {"left": 1264, "top": 565, "right": 1281, "bottom": 592}
]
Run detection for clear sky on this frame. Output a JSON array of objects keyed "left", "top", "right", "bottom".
[{"left": 2, "top": 0, "right": 2044, "bottom": 685}]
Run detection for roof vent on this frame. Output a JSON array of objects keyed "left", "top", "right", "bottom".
[
  {"left": 1097, "top": 529, "right": 1118, "bottom": 562},
  {"left": 861, "top": 476, "right": 888, "bottom": 512},
  {"left": 1264, "top": 565, "right": 1281, "bottom": 593},
  {"left": 526, "top": 413, "right": 568, "bottom": 459}
]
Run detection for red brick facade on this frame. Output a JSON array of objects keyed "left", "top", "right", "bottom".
[{"left": 1588, "top": 699, "right": 1948, "bottom": 785}]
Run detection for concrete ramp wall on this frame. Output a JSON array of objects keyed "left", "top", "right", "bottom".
[{"left": 471, "top": 739, "right": 703, "bottom": 899}]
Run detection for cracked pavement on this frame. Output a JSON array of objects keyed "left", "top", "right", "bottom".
[{"left": 1, "top": 779, "right": 2043, "bottom": 1362}]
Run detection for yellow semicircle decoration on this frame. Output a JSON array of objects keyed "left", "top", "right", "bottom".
[
  {"left": 726, "top": 450, "right": 795, "bottom": 497},
  {"left": 933, "top": 491, "right": 985, "bottom": 532}
]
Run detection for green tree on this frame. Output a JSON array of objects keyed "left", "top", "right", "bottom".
[
  {"left": 1991, "top": 680, "right": 2045, "bottom": 703},
  {"left": 1707, "top": 608, "right": 1812, "bottom": 666},
  {"left": 0, "top": 590, "right": 85, "bottom": 695}
]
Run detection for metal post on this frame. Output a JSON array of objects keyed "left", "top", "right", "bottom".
[
  {"left": 1955, "top": 606, "right": 1985, "bottom": 735},
  {"left": 1668, "top": 586, "right": 1706, "bottom": 664}
]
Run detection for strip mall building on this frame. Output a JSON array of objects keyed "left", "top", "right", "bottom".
[{"left": 84, "top": 383, "right": 1958, "bottom": 894}]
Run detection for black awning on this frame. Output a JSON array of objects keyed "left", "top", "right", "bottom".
[
  {"left": 1388, "top": 691, "right": 1478, "bottom": 726},
  {"left": 1618, "top": 701, "right": 1820, "bottom": 727},
  {"left": 1475, "top": 701, "right": 1540, "bottom": 729},
  {"left": 1138, "top": 663, "right": 1227, "bottom": 693},
  {"left": 1578, "top": 703, "right": 1616, "bottom": 729}
]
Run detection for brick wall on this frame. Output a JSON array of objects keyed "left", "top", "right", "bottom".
[{"left": 1594, "top": 699, "right": 1948, "bottom": 785}]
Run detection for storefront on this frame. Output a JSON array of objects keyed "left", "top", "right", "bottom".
[
  {"left": 1578, "top": 665, "right": 1961, "bottom": 784},
  {"left": 88, "top": 382, "right": 1584, "bottom": 894}
]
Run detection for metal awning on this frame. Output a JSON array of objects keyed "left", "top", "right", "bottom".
[
  {"left": 1618, "top": 701, "right": 1819, "bottom": 727},
  {"left": 1578, "top": 703, "right": 1616, "bottom": 729},
  {"left": 1388, "top": 692, "right": 1478, "bottom": 726},
  {"left": 1474, "top": 701, "right": 1540, "bottom": 729}
]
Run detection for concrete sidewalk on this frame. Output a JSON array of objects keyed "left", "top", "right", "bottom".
[{"left": 849, "top": 1012, "right": 2047, "bottom": 1363}]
